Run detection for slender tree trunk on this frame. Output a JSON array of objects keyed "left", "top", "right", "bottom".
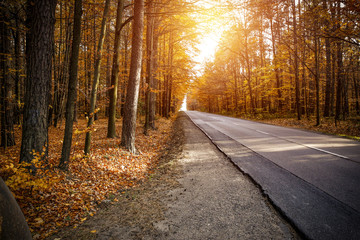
[
  {"left": 324, "top": 36, "right": 332, "bottom": 117},
  {"left": 335, "top": 3, "right": 343, "bottom": 125},
  {"left": 107, "top": 0, "right": 125, "bottom": 138},
  {"left": 144, "top": 0, "right": 154, "bottom": 135},
  {"left": 314, "top": 20, "right": 320, "bottom": 126},
  {"left": 59, "top": 0, "right": 83, "bottom": 169},
  {"left": 150, "top": 17, "right": 160, "bottom": 127},
  {"left": 121, "top": 0, "right": 145, "bottom": 153},
  {"left": 121, "top": 25, "right": 130, "bottom": 117},
  {"left": 244, "top": 33, "right": 255, "bottom": 113},
  {"left": 0, "top": 9, "right": 16, "bottom": 148},
  {"left": 354, "top": 69, "right": 360, "bottom": 115},
  {"left": 270, "top": 18, "right": 282, "bottom": 111},
  {"left": 84, "top": 0, "right": 110, "bottom": 155},
  {"left": 20, "top": 0, "right": 57, "bottom": 167},
  {"left": 293, "top": 0, "right": 301, "bottom": 120},
  {"left": 14, "top": 17, "right": 22, "bottom": 125},
  {"left": 323, "top": 0, "right": 332, "bottom": 117},
  {"left": 166, "top": 33, "right": 173, "bottom": 118}
]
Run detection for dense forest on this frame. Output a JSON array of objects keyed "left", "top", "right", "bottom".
[
  {"left": 0, "top": 0, "right": 197, "bottom": 237},
  {"left": 0, "top": 0, "right": 359, "bottom": 238},
  {"left": 0, "top": 0, "right": 197, "bottom": 162},
  {"left": 188, "top": 0, "right": 360, "bottom": 127}
]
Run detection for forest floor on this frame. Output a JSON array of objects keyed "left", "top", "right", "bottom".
[{"left": 0, "top": 117, "right": 174, "bottom": 239}]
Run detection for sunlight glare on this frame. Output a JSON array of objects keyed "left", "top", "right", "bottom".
[
  {"left": 193, "top": 0, "right": 229, "bottom": 70},
  {"left": 196, "top": 32, "right": 220, "bottom": 64}
]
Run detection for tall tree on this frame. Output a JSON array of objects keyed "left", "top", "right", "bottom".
[
  {"left": 323, "top": 0, "right": 332, "bottom": 118},
  {"left": 292, "top": 0, "right": 301, "bottom": 120},
  {"left": 84, "top": 0, "right": 111, "bottom": 155},
  {"left": 121, "top": 0, "right": 144, "bottom": 153},
  {"left": 107, "top": 0, "right": 125, "bottom": 138},
  {"left": 59, "top": 0, "right": 83, "bottom": 169},
  {"left": 20, "top": 0, "right": 57, "bottom": 167},
  {"left": 144, "top": 0, "right": 155, "bottom": 134},
  {"left": 0, "top": 6, "right": 16, "bottom": 148}
]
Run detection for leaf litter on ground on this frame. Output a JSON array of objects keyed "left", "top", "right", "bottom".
[{"left": 0, "top": 117, "right": 173, "bottom": 239}]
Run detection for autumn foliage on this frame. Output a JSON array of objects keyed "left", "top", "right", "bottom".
[{"left": 0, "top": 117, "right": 172, "bottom": 239}]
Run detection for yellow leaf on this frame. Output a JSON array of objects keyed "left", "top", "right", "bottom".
[
  {"left": 91, "top": 230, "right": 97, "bottom": 233},
  {"left": 81, "top": 217, "right": 87, "bottom": 222},
  {"left": 34, "top": 218, "right": 44, "bottom": 224}
]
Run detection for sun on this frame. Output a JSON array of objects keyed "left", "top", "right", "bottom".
[
  {"left": 192, "top": 0, "right": 229, "bottom": 69},
  {"left": 196, "top": 31, "right": 221, "bottom": 64}
]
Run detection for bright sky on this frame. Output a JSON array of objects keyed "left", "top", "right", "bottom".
[
  {"left": 194, "top": 32, "right": 220, "bottom": 65},
  {"left": 180, "top": 0, "right": 229, "bottom": 111},
  {"left": 192, "top": 0, "right": 229, "bottom": 71}
]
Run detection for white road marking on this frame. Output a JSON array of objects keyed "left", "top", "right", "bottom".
[
  {"left": 256, "top": 130, "right": 269, "bottom": 135},
  {"left": 306, "top": 146, "right": 349, "bottom": 159}
]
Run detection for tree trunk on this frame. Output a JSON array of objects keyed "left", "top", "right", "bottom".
[
  {"left": 270, "top": 18, "right": 282, "bottom": 111},
  {"left": 244, "top": 33, "right": 255, "bottom": 113},
  {"left": 323, "top": 0, "right": 332, "bottom": 117},
  {"left": 354, "top": 67, "right": 360, "bottom": 115},
  {"left": 14, "top": 16, "right": 22, "bottom": 125},
  {"left": 293, "top": 0, "right": 301, "bottom": 120},
  {"left": 107, "top": 0, "right": 125, "bottom": 138},
  {"left": 150, "top": 17, "right": 160, "bottom": 127},
  {"left": 59, "top": 0, "right": 83, "bottom": 169},
  {"left": 84, "top": 0, "right": 111, "bottom": 155},
  {"left": 335, "top": 3, "right": 343, "bottom": 125},
  {"left": 20, "top": 0, "right": 57, "bottom": 168},
  {"left": 0, "top": 8, "right": 16, "bottom": 148},
  {"left": 144, "top": 0, "right": 154, "bottom": 134},
  {"left": 314, "top": 19, "right": 320, "bottom": 126},
  {"left": 121, "top": 0, "right": 145, "bottom": 153}
]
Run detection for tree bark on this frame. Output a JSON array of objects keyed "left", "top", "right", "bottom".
[
  {"left": 84, "top": 0, "right": 111, "bottom": 155},
  {"left": 20, "top": 0, "right": 57, "bottom": 167},
  {"left": 121, "top": 0, "right": 145, "bottom": 153},
  {"left": 150, "top": 17, "right": 160, "bottom": 126},
  {"left": 323, "top": 0, "right": 332, "bottom": 118},
  {"left": 270, "top": 18, "right": 282, "bottom": 112},
  {"left": 335, "top": 2, "right": 343, "bottom": 125},
  {"left": 0, "top": 7, "right": 16, "bottom": 149},
  {"left": 144, "top": 0, "right": 154, "bottom": 134},
  {"left": 107, "top": 0, "right": 125, "bottom": 138},
  {"left": 292, "top": 0, "right": 301, "bottom": 120},
  {"left": 59, "top": 0, "right": 83, "bottom": 169}
]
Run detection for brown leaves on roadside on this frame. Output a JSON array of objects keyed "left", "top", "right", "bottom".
[{"left": 0, "top": 118, "right": 172, "bottom": 239}]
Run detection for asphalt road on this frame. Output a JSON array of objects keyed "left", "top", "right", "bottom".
[{"left": 185, "top": 111, "right": 360, "bottom": 240}]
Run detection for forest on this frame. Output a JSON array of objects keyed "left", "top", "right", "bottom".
[
  {"left": 0, "top": 0, "right": 359, "bottom": 238},
  {"left": 188, "top": 0, "right": 360, "bottom": 128}
]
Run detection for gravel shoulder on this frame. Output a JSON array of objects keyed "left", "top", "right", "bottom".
[{"left": 49, "top": 112, "right": 300, "bottom": 239}]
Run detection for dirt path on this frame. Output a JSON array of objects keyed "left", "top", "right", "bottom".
[{"left": 50, "top": 113, "right": 300, "bottom": 239}]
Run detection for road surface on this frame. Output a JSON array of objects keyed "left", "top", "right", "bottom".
[{"left": 186, "top": 111, "right": 360, "bottom": 240}]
